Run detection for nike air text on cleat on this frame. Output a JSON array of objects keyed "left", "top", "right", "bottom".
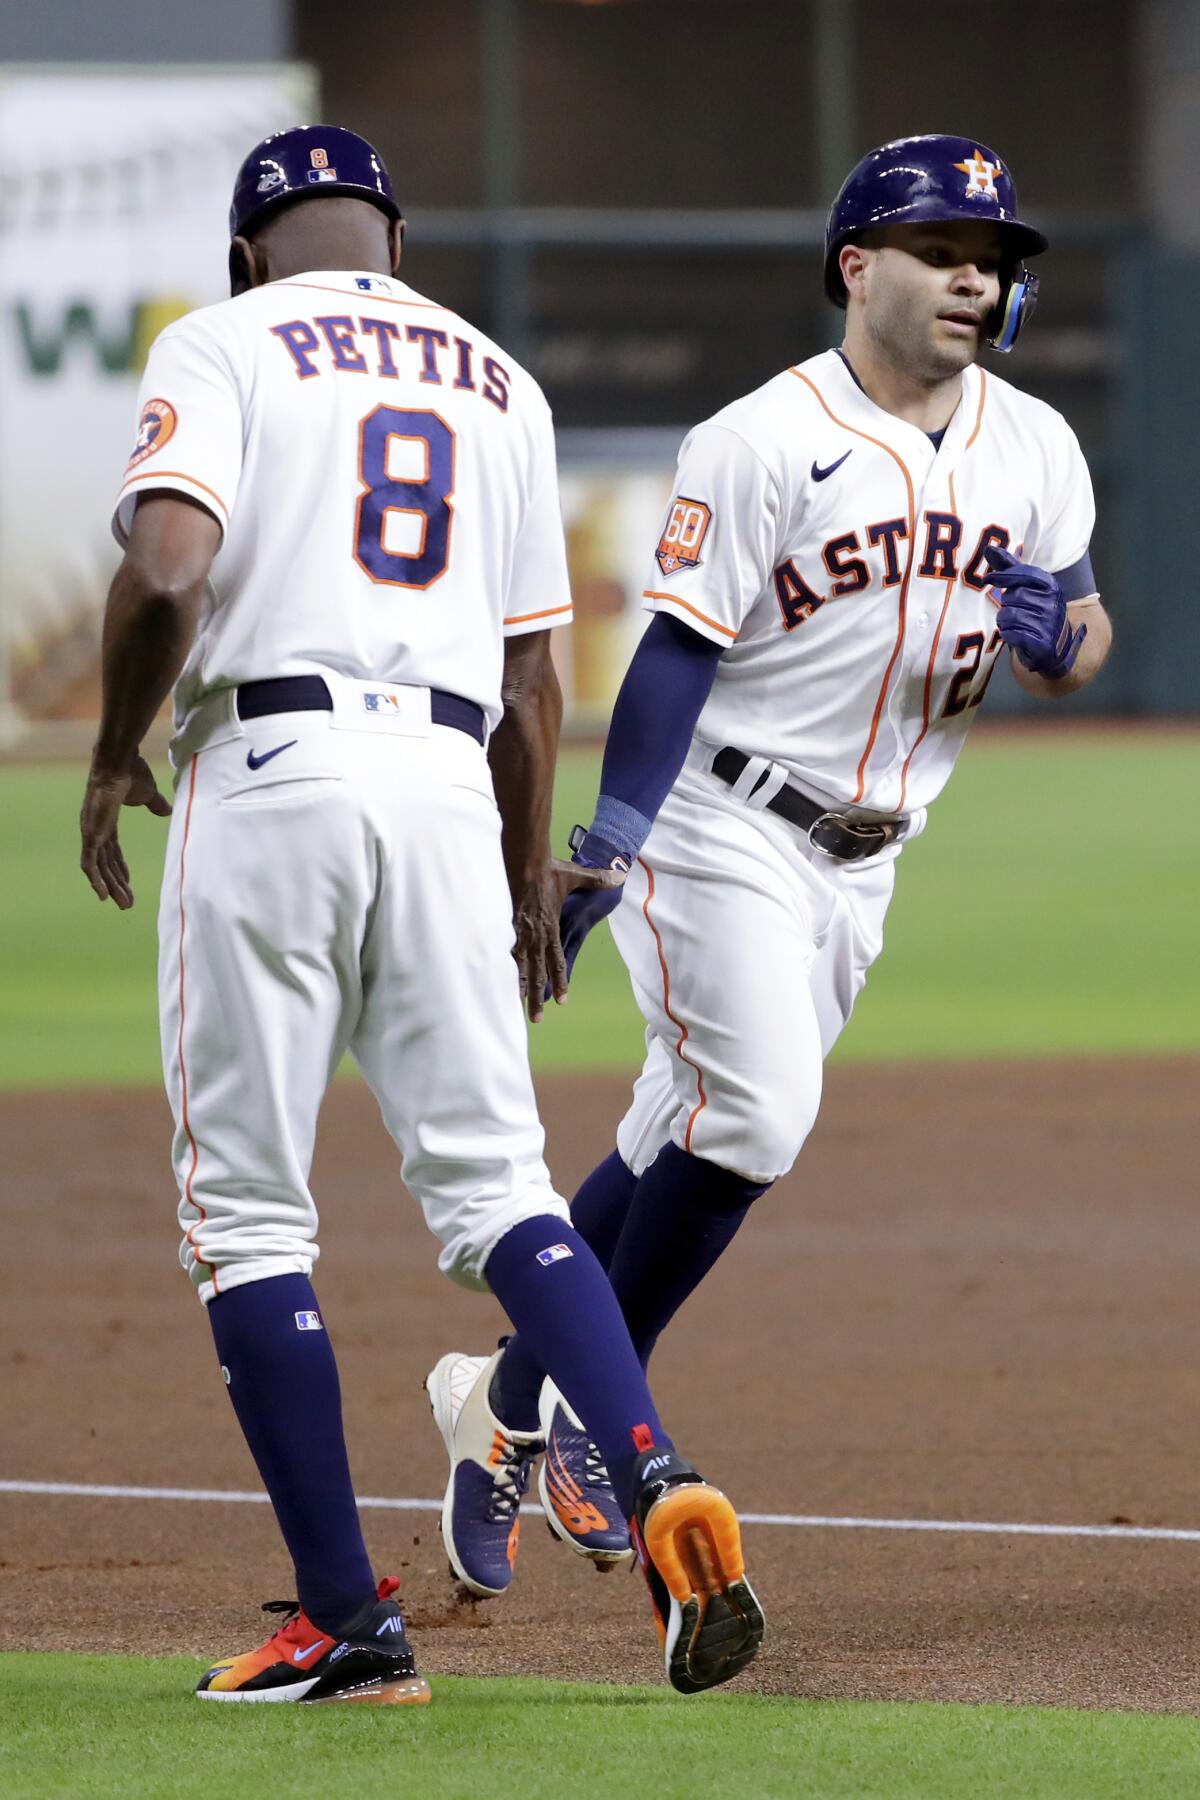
[
  {"left": 537, "top": 1378, "right": 634, "bottom": 1568},
  {"left": 630, "top": 1448, "right": 765, "bottom": 1695},
  {"left": 195, "top": 1576, "right": 430, "bottom": 1704},
  {"left": 425, "top": 1350, "right": 543, "bottom": 1597}
]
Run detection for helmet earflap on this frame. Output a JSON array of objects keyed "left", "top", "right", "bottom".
[{"left": 987, "top": 266, "right": 1039, "bottom": 354}]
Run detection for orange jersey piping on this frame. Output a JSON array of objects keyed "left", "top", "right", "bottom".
[
  {"left": 503, "top": 603, "right": 573, "bottom": 625},
  {"left": 641, "top": 591, "right": 738, "bottom": 640},
  {"left": 964, "top": 369, "right": 989, "bottom": 451},
  {"left": 119, "top": 469, "right": 231, "bottom": 528},
  {"left": 275, "top": 281, "right": 449, "bottom": 311},
  {"left": 898, "top": 472, "right": 960, "bottom": 808},
  {"left": 638, "top": 857, "right": 707, "bottom": 1151},
  {"left": 789, "top": 369, "right": 917, "bottom": 803}
]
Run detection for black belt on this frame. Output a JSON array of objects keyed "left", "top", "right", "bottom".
[
  {"left": 236, "top": 675, "right": 487, "bottom": 745},
  {"left": 711, "top": 747, "right": 908, "bottom": 862}
]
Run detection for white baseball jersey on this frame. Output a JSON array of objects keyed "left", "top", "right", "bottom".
[
  {"left": 643, "top": 347, "right": 1095, "bottom": 815},
  {"left": 603, "top": 346, "right": 1098, "bottom": 1186},
  {"left": 117, "top": 270, "right": 576, "bottom": 1303},
  {"left": 114, "top": 270, "right": 572, "bottom": 737}
]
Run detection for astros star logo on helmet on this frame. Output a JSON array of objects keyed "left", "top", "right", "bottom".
[{"left": 954, "top": 149, "right": 1001, "bottom": 200}]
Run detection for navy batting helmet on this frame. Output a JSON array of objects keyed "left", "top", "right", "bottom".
[
  {"left": 824, "top": 135, "right": 1048, "bottom": 353},
  {"left": 229, "top": 124, "right": 403, "bottom": 242}
]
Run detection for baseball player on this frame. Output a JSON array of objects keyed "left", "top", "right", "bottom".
[
  {"left": 78, "top": 125, "right": 763, "bottom": 1701},
  {"left": 433, "top": 135, "right": 1114, "bottom": 1578}
]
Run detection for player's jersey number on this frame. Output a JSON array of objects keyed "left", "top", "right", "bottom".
[
  {"left": 943, "top": 627, "right": 1003, "bottom": 717},
  {"left": 353, "top": 406, "right": 455, "bottom": 588}
]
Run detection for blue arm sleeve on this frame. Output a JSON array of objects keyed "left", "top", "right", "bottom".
[{"left": 588, "top": 612, "right": 723, "bottom": 861}]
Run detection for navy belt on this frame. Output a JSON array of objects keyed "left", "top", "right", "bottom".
[
  {"left": 237, "top": 675, "right": 487, "bottom": 746},
  {"left": 711, "top": 747, "right": 908, "bottom": 862}
]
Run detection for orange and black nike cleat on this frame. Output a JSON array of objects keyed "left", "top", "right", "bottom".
[
  {"left": 630, "top": 1450, "right": 765, "bottom": 1694},
  {"left": 195, "top": 1576, "right": 430, "bottom": 1704}
]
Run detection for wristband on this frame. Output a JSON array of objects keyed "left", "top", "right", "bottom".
[{"left": 584, "top": 792, "right": 653, "bottom": 866}]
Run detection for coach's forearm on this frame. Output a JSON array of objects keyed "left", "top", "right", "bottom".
[
  {"left": 489, "top": 636, "right": 562, "bottom": 904},
  {"left": 1010, "top": 597, "right": 1113, "bottom": 700},
  {"left": 92, "top": 565, "right": 202, "bottom": 773}
]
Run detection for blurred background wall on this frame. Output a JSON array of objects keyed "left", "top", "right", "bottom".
[{"left": 2, "top": 0, "right": 1197, "bottom": 737}]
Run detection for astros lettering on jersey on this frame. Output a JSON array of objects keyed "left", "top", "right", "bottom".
[{"left": 643, "top": 348, "right": 1094, "bottom": 816}]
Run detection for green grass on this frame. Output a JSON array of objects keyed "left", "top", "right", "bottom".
[
  {"left": 3, "top": 735, "right": 1197, "bottom": 1089},
  {"left": 3, "top": 1657, "right": 1200, "bottom": 1800}
]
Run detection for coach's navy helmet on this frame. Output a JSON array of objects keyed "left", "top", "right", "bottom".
[
  {"left": 229, "top": 125, "right": 402, "bottom": 241},
  {"left": 824, "top": 135, "right": 1048, "bottom": 351}
]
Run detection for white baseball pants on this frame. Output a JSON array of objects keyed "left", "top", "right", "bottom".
[
  {"left": 157, "top": 686, "right": 567, "bottom": 1304},
  {"left": 610, "top": 761, "right": 899, "bottom": 1185}
]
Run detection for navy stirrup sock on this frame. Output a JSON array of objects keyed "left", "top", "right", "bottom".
[
  {"left": 207, "top": 1272, "right": 376, "bottom": 1633},
  {"left": 484, "top": 1215, "right": 670, "bottom": 1516},
  {"left": 490, "top": 1150, "right": 638, "bottom": 1431},
  {"left": 607, "top": 1142, "right": 770, "bottom": 1366}
]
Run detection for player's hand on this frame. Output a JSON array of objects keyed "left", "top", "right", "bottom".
[
  {"left": 514, "top": 856, "right": 626, "bottom": 1024},
  {"left": 984, "top": 546, "right": 1087, "bottom": 679},
  {"left": 542, "top": 825, "right": 633, "bottom": 1005},
  {"left": 80, "top": 753, "right": 172, "bottom": 910}
]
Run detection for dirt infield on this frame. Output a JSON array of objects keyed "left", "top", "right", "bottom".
[{"left": 2, "top": 1058, "right": 1199, "bottom": 1712}]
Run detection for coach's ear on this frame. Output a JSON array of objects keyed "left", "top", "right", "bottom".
[
  {"left": 388, "top": 216, "right": 406, "bottom": 274},
  {"left": 229, "top": 235, "right": 269, "bottom": 297}
]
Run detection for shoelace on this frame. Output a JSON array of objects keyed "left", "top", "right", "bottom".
[
  {"left": 261, "top": 1599, "right": 301, "bottom": 1621},
  {"left": 258, "top": 1575, "right": 399, "bottom": 1625},
  {"left": 488, "top": 1442, "right": 537, "bottom": 1523}
]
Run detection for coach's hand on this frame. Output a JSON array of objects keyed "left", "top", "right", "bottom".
[
  {"left": 984, "top": 546, "right": 1088, "bottom": 680},
  {"left": 515, "top": 855, "right": 626, "bottom": 1024},
  {"left": 80, "top": 753, "right": 172, "bottom": 910}
]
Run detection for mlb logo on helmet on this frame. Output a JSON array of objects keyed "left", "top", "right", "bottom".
[
  {"left": 126, "top": 397, "right": 177, "bottom": 469},
  {"left": 656, "top": 496, "right": 712, "bottom": 576},
  {"left": 535, "top": 1243, "right": 574, "bottom": 1267}
]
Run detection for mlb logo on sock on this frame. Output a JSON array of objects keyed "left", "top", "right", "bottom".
[
  {"left": 294, "top": 1310, "right": 323, "bottom": 1331},
  {"left": 536, "top": 1243, "right": 573, "bottom": 1267}
]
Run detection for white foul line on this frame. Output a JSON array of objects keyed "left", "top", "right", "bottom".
[{"left": 2, "top": 1480, "right": 1199, "bottom": 1545}]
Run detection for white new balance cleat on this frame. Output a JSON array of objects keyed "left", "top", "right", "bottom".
[{"left": 425, "top": 1350, "right": 543, "bottom": 1598}]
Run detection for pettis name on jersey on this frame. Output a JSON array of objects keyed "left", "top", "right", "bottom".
[{"left": 270, "top": 313, "right": 511, "bottom": 409}]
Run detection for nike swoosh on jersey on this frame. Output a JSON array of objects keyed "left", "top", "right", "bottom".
[
  {"left": 811, "top": 451, "right": 853, "bottom": 482},
  {"left": 291, "top": 1640, "right": 327, "bottom": 1664},
  {"left": 246, "top": 739, "right": 298, "bottom": 771}
]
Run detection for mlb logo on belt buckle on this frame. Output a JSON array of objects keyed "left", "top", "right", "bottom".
[{"left": 333, "top": 680, "right": 430, "bottom": 735}]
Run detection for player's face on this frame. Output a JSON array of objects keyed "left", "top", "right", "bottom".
[{"left": 858, "top": 223, "right": 1005, "bottom": 381}]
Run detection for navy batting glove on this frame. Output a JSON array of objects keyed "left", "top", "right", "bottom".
[
  {"left": 984, "top": 545, "right": 1087, "bottom": 679},
  {"left": 560, "top": 826, "right": 629, "bottom": 980}
]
